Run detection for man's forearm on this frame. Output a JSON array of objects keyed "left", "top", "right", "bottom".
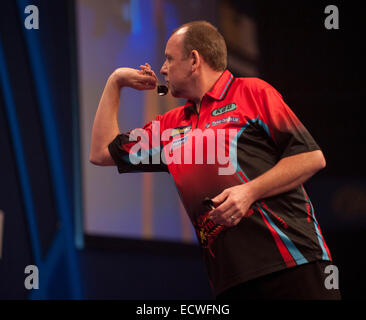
[
  {"left": 248, "top": 150, "right": 326, "bottom": 202},
  {"left": 209, "top": 150, "right": 326, "bottom": 226},
  {"left": 90, "top": 66, "right": 158, "bottom": 165},
  {"left": 90, "top": 73, "right": 121, "bottom": 165}
]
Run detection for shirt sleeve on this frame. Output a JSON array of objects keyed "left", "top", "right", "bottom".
[
  {"left": 108, "top": 115, "right": 168, "bottom": 173},
  {"left": 258, "top": 86, "right": 320, "bottom": 159}
]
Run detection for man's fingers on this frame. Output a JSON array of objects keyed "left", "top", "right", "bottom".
[
  {"left": 211, "top": 190, "right": 228, "bottom": 207},
  {"left": 133, "top": 77, "right": 156, "bottom": 90},
  {"left": 136, "top": 68, "right": 157, "bottom": 86},
  {"left": 139, "top": 66, "right": 151, "bottom": 75},
  {"left": 212, "top": 207, "right": 254, "bottom": 227},
  {"left": 211, "top": 206, "right": 236, "bottom": 225},
  {"left": 209, "top": 198, "right": 233, "bottom": 220},
  {"left": 140, "top": 64, "right": 155, "bottom": 74},
  {"left": 209, "top": 190, "right": 230, "bottom": 219}
]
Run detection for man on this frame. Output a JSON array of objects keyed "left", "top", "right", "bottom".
[{"left": 90, "top": 21, "right": 340, "bottom": 299}]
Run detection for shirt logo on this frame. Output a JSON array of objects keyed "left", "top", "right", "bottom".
[
  {"left": 192, "top": 211, "right": 227, "bottom": 258},
  {"left": 170, "top": 124, "right": 191, "bottom": 138},
  {"left": 211, "top": 103, "right": 237, "bottom": 117},
  {"left": 211, "top": 116, "right": 239, "bottom": 127},
  {"left": 170, "top": 136, "right": 188, "bottom": 151}
]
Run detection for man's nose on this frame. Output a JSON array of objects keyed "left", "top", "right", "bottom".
[{"left": 160, "top": 61, "right": 167, "bottom": 75}]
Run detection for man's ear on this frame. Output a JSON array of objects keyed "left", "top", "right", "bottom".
[{"left": 191, "top": 50, "right": 200, "bottom": 72}]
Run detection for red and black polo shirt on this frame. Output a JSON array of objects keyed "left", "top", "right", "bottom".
[{"left": 108, "top": 70, "right": 332, "bottom": 296}]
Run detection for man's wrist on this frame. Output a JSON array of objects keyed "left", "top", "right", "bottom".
[
  {"left": 244, "top": 180, "right": 261, "bottom": 205},
  {"left": 109, "top": 68, "right": 126, "bottom": 88}
]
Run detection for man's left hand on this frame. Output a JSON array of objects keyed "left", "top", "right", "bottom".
[{"left": 209, "top": 184, "right": 256, "bottom": 227}]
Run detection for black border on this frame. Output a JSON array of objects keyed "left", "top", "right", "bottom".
[{"left": 84, "top": 234, "right": 202, "bottom": 258}]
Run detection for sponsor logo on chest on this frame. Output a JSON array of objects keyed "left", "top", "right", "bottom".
[
  {"left": 204, "top": 116, "right": 239, "bottom": 128},
  {"left": 211, "top": 103, "right": 237, "bottom": 116},
  {"left": 170, "top": 124, "right": 191, "bottom": 138},
  {"left": 170, "top": 135, "right": 188, "bottom": 151}
]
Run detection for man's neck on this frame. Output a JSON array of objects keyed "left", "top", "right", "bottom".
[{"left": 191, "top": 69, "right": 224, "bottom": 113}]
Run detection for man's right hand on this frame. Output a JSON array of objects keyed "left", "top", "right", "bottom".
[{"left": 111, "top": 65, "right": 157, "bottom": 91}]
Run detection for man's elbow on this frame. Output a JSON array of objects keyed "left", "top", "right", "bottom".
[
  {"left": 89, "top": 154, "right": 103, "bottom": 165},
  {"left": 89, "top": 155, "right": 100, "bottom": 165},
  {"left": 89, "top": 150, "right": 113, "bottom": 166},
  {"left": 319, "top": 155, "right": 326, "bottom": 169},
  {"left": 314, "top": 150, "right": 326, "bottom": 171}
]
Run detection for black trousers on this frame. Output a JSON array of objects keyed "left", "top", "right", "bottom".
[{"left": 216, "top": 260, "right": 341, "bottom": 300}]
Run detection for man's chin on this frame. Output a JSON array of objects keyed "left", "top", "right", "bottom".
[
  {"left": 170, "top": 90, "right": 180, "bottom": 98},
  {"left": 169, "top": 85, "right": 187, "bottom": 99},
  {"left": 170, "top": 89, "right": 185, "bottom": 99}
]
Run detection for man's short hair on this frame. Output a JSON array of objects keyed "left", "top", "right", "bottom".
[{"left": 173, "top": 21, "right": 227, "bottom": 71}]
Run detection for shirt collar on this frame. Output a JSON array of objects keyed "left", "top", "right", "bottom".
[
  {"left": 183, "top": 69, "right": 234, "bottom": 114},
  {"left": 205, "top": 69, "right": 234, "bottom": 101}
]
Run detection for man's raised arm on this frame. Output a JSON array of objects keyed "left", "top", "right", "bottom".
[{"left": 89, "top": 66, "right": 157, "bottom": 166}]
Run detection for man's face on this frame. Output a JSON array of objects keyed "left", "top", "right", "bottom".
[{"left": 160, "top": 29, "right": 192, "bottom": 98}]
